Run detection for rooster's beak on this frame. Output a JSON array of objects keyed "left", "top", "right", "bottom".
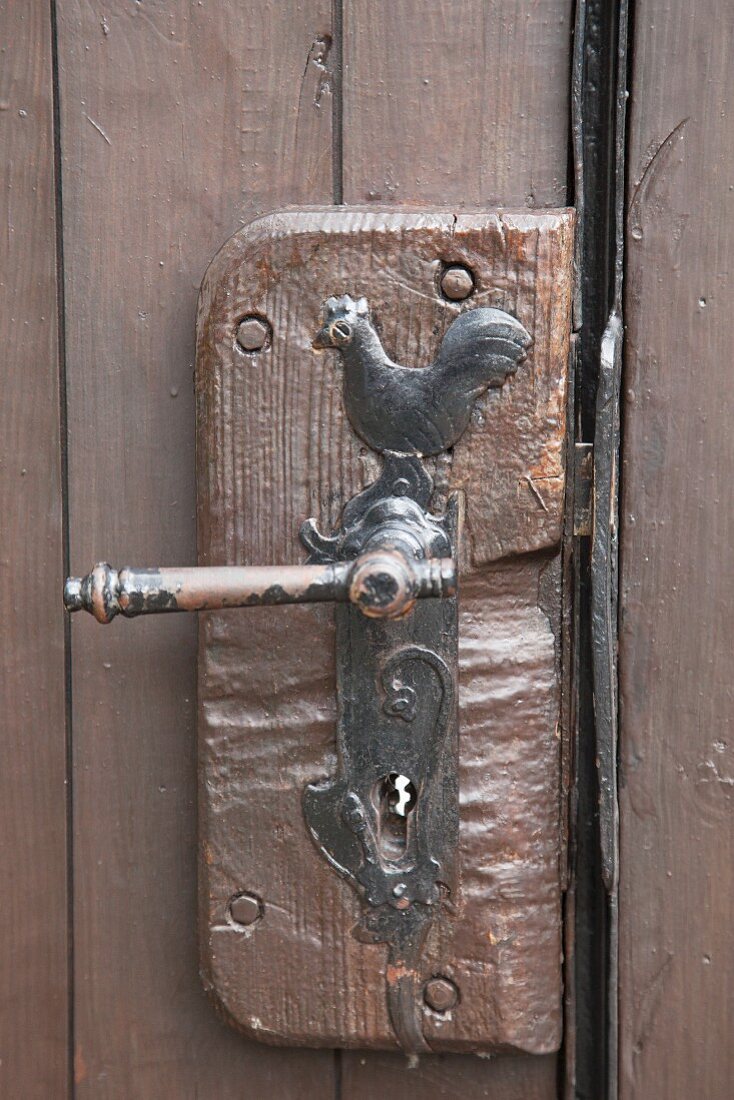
[{"left": 312, "top": 326, "right": 331, "bottom": 350}]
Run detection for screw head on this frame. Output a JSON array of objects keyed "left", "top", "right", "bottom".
[
  {"left": 229, "top": 892, "right": 263, "bottom": 927},
  {"left": 236, "top": 315, "right": 271, "bottom": 352},
  {"left": 440, "top": 264, "right": 475, "bottom": 301},
  {"left": 423, "top": 977, "right": 459, "bottom": 1013}
]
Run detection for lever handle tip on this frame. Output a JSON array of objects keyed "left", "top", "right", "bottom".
[
  {"left": 63, "top": 563, "right": 120, "bottom": 623},
  {"left": 63, "top": 576, "right": 84, "bottom": 612}
]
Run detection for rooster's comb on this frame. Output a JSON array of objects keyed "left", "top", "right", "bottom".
[{"left": 322, "top": 294, "right": 370, "bottom": 320}]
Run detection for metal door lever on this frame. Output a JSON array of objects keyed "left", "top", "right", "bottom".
[{"left": 64, "top": 552, "right": 456, "bottom": 624}]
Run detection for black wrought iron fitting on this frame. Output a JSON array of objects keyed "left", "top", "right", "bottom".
[{"left": 65, "top": 294, "right": 530, "bottom": 1053}]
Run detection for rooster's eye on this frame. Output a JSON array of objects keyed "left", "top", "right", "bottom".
[{"left": 331, "top": 320, "right": 352, "bottom": 346}]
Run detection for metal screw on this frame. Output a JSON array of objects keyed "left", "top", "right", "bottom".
[
  {"left": 229, "top": 892, "right": 263, "bottom": 927},
  {"left": 423, "top": 977, "right": 459, "bottom": 1012},
  {"left": 236, "top": 315, "right": 271, "bottom": 352},
  {"left": 440, "top": 265, "right": 475, "bottom": 301}
]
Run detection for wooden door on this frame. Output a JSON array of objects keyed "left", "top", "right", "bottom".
[
  {"left": 619, "top": 2, "right": 734, "bottom": 1097},
  {"left": 3, "top": 1, "right": 732, "bottom": 1098}
]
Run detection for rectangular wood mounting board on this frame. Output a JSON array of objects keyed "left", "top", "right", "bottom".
[{"left": 195, "top": 207, "right": 573, "bottom": 1052}]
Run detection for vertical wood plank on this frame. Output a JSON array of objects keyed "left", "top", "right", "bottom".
[
  {"left": 58, "top": 2, "right": 335, "bottom": 1094},
  {"left": 343, "top": 0, "right": 572, "bottom": 208},
  {"left": 344, "top": 1051, "right": 558, "bottom": 1099},
  {"left": 342, "top": 2, "right": 573, "bottom": 1092},
  {"left": 620, "top": 3, "right": 734, "bottom": 1098},
  {"left": 0, "top": 1, "right": 69, "bottom": 1095}
]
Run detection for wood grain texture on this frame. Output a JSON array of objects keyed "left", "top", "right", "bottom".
[
  {"left": 0, "top": 3, "right": 69, "bottom": 1096},
  {"left": 58, "top": 1, "right": 335, "bottom": 1094},
  {"left": 343, "top": 0, "right": 573, "bottom": 208},
  {"left": 620, "top": 3, "right": 734, "bottom": 1097},
  {"left": 343, "top": 1049, "right": 558, "bottom": 1099},
  {"left": 196, "top": 209, "right": 572, "bottom": 1052}
]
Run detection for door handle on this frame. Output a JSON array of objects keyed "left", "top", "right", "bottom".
[
  {"left": 64, "top": 552, "right": 456, "bottom": 623},
  {"left": 65, "top": 289, "right": 530, "bottom": 1053}
]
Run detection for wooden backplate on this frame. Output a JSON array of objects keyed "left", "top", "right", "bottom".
[{"left": 195, "top": 208, "right": 573, "bottom": 1053}]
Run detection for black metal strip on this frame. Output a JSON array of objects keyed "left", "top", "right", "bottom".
[
  {"left": 571, "top": 0, "right": 629, "bottom": 1096},
  {"left": 49, "top": 3, "right": 75, "bottom": 1095}
]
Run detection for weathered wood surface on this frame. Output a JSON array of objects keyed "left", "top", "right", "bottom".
[
  {"left": 343, "top": 1049, "right": 558, "bottom": 1098},
  {"left": 620, "top": 2, "right": 734, "bottom": 1097},
  {"left": 0, "top": 3, "right": 69, "bottom": 1096},
  {"left": 196, "top": 208, "right": 572, "bottom": 1052},
  {"left": 343, "top": 0, "right": 572, "bottom": 209},
  {"left": 59, "top": 1, "right": 335, "bottom": 1094}
]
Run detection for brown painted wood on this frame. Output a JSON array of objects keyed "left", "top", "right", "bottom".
[
  {"left": 58, "top": 1, "right": 335, "bottom": 1094},
  {"left": 620, "top": 3, "right": 734, "bottom": 1097},
  {"left": 0, "top": 3, "right": 69, "bottom": 1096},
  {"left": 343, "top": 1050, "right": 558, "bottom": 1098},
  {"left": 343, "top": 0, "right": 572, "bottom": 209},
  {"left": 196, "top": 208, "right": 572, "bottom": 1052}
]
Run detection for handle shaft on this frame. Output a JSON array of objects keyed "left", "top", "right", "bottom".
[{"left": 64, "top": 554, "right": 456, "bottom": 624}]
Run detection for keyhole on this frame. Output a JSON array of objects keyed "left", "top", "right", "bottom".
[
  {"left": 375, "top": 773, "right": 417, "bottom": 861},
  {"left": 387, "top": 773, "right": 417, "bottom": 817}
]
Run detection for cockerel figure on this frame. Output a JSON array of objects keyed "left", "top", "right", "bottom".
[{"left": 313, "top": 294, "right": 531, "bottom": 458}]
